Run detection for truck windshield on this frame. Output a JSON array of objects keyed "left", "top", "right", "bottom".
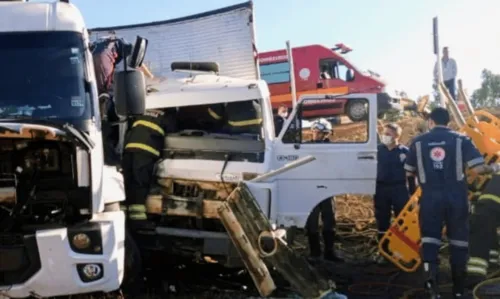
[
  {"left": 176, "top": 100, "right": 263, "bottom": 139},
  {"left": 0, "top": 32, "right": 90, "bottom": 120}
]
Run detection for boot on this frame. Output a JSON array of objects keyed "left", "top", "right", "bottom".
[
  {"left": 308, "top": 233, "right": 321, "bottom": 258},
  {"left": 451, "top": 264, "right": 466, "bottom": 298},
  {"left": 323, "top": 231, "right": 344, "bottom": 262},
  {"left": 423, "top": 262, "right": 441, "bottom": 299}
]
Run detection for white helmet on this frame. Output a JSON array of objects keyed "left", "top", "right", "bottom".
[{"left": 311, "top": 118, "right": 332, "bottom": 133}]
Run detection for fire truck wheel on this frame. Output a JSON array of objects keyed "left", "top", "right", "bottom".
[{"left": 346, "top": 99, "right": 368, "bottom": 122}]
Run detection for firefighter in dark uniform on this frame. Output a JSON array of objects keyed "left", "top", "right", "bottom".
[
  {"left": 177, "top": 103, "right": 224, "bottom": 132},
  {"left": 404, "top": 107, "right": 499, "bottom": 298},
  {"left": 122, "top": 109, "right": 172, "bottom": 222},
  {"left": 305, "top": 119, "right": 343, "bottom": 262},
  {"left": 374, "top": 124, "right": 416, "bottom": 257},
  {"left": 225, "top": 100, "right": 263, "bottom": 135},
  {"left": 466, "top": 172, "right": 500, "bottom": 287}
]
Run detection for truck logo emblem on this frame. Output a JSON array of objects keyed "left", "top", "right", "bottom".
[
  {"left": 277, "top": 155, "right": 298, "bottom": 162},
  {"left": 215, "top": 173, "right": 241, "bottom": 182}
]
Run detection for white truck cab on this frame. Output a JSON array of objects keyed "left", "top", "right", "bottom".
[
  {"left": 0, "top": 1, "right": 145, "bottom": 297},
  {"left": 136, "top": 64, "right": 378, "bottom": 266}
]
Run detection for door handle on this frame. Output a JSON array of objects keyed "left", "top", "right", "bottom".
[{"left": 317, "top": 185, "right": 327, "bottom": 189}]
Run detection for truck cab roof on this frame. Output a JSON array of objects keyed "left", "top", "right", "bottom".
[
  {"left": 145, "top": 71, "right": 270, "bottom": 110},
  {"left": 0, "top": 1, "right": 85, "bottom": 33}
]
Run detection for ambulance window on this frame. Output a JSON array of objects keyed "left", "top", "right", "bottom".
[
  {"left": 281, "top": 97, "right": 369, "bottom": 144},
  {"left": 260, "top": 62, "right": 290, "bottom": 84},
  {"left": 318, "top": 59, "right": 354, "bottom": 82}
]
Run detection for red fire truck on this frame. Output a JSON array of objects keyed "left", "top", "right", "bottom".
[{"left": 258, "top": 43, "right": 398, "bottom": 121}]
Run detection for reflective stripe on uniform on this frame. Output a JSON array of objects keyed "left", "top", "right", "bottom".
[
  {"left": 421, "top": 237, "right": 441, "bottom": 245},
  {"left": 490, "top": 250, "right": 499, "bottom": 257},
  {"left": 127, "top": 204, "right": 147, "bottom": 220},
  {"left": 128, "top": 213, "right": 147, "bottom": 220},
  {"left": 449, "top": 239, "right": 468, "bottom": 247},
  {"left": 132, "top": 120, "right": 165, "bottom": 136},
  {"left": 415, "top": 141, "right": 426, "bottom": 184},
  {"left": 467, "top": 265, "right": 488, "bottom": 276},
  {"left": 478, "top": 193, "right": 500, "bottom": 204},
  {"left": 467, "top": 257, "right": 488, "bottom": 276},
  {"left": 404, "top": 163, "right": 416, "bottom": 172},
  {"left": 468, "top": 157, "right": 485, "bottom": 168},
  {"left": 456, "top": 138, "right": 464, "bottom": 181},
  {"left": 125, "top": 143, "right": 160, "bottom": 157},
  {"left": 228, "top": 118, "right": 263, "bottom": 127},
  {"left": 208, "top": 108, "right": 222, "bottom": 120},
  {"left": 129, "top": 204, "right": 146, "bottom": 213},
  {"left": 469, "top": 257, "right": 488, "bottom": 268}
]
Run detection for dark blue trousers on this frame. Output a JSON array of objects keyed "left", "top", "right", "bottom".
[
  {"left": 374, "top": 184, "right": 410, "bottom": 240},
  {"left": 419, "top": 189, "right": 469, "bottom": 268}
]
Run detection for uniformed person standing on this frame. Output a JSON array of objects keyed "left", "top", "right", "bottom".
[
  {"left": 122, "top": 109, "right": 172, "bottom": 222},
  {"left": 375, "top": 124, "right": 416, "bottom": 242},
  {"left": 404, "top": 107, "right": 499, "bottom": 298},
  {"left": 466, "top": 173, "right": 500, "bottom": 287},
  {"left": 305, "top": 119, "right": 343, "bottom": 262}
]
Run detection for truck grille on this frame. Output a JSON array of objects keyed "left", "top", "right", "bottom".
[{"left": 0, "top": 233, "right": 23, "bottom": 246}]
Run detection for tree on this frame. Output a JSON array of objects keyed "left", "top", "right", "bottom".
[{"left": 470, "top": 69, "right": 500, "bottom": 108}]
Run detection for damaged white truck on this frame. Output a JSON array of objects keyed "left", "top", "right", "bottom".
[{"left": 0, "top": 1, "right": 148, "bottom": 297}]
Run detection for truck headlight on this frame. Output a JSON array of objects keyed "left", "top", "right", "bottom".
[
  {"left": 68, "top": 223, "right": 103, "bottom": 255},
  {"left": 72, "top": 233, "right": 91, "bottom": 250}
]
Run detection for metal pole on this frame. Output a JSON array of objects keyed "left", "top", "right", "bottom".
[
  {"left": 286, "top": 41, "right": 297, "bottom": 108},
  {"left": 433, "top": 17, "right": 445, "bottom": 108},
  {"left": 250, "top": 155, "right": 316, "bottom": 183}
]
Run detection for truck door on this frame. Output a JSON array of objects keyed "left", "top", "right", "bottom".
[{"left": 272, "top": 94, "right": 378, "bottom": 228}]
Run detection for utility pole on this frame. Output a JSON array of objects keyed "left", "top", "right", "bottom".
[
  {"left": 433, "top": 17, "right": 445, "bottom": 107},
  {"left": 286, "top": 41, "right": 297, "bottom": 108}
]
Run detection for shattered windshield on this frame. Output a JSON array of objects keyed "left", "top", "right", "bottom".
[{"left": 0, "top": 32, "right": 90, "bottom": 120}]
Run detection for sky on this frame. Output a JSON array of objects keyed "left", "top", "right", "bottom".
[{"left": 43, "top": 0, "right": 500, "bottom": 100}]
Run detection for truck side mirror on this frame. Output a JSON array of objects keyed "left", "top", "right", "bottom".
[
  {"left": 127, "top": 36, "right": 148, "bottom": 68},
  {"left": 113, "top": 69, "right": 146, "bottom": 116}
]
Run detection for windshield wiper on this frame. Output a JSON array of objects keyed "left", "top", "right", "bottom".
[{"left": 0, "top": 118, "right": 94, "bottom": 150}]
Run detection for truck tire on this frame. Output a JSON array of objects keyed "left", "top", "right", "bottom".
[
  {"left": 346, "top": 99, "right": 368, "bottom": 122},
  {"left": 122, "top": 230, "right": 143, "bottom": 288}
]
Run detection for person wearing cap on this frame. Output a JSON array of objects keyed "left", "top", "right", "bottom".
[{"left": 304, "top": 119, "right": 343, "bottom": 262}]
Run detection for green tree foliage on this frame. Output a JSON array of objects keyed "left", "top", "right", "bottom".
[{"left": 471, "top": 69, "right": 500, "bottom": 108}]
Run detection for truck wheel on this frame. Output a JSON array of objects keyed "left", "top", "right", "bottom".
[
  {"left": 346, "top": 99, "right": 368, "bottom": 122},
  {"left": 122, "top": 230, "right": 143, "bottom": 287}
]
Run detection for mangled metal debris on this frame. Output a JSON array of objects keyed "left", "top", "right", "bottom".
[{"left": 217, "top": 156, "right": 344, "bottom": 298}]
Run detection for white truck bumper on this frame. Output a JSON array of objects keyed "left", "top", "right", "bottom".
[{"left": 0, "top": 211, "right": 125, "bottom": 298}]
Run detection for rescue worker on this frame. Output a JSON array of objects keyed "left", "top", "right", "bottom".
[
  {"left": 305, "top": 119, "right": 343, "bottom": 262},
  {"left": 273, "top": 104, "right": 289, "bottom": 136},
  {"left": 177, "top": 103, "right": 225, "bottom": 133},
  {"left": 122, "top": 109, "right": 172, "bottom": 222},
  {"left": 404, "top": 107, "right": 500, "bottom": 298},
  {"left": 91, "top": 37, "right": 155, "bottom": 165},
  {"left": 225, "top": 100, "right": 263, "bottom": 135},
  {"left": 374, "top": 123, "right": 416, "bottom": 262},
  {"left": 466, "top": 174, "right": 500, "bottom": 287}
]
